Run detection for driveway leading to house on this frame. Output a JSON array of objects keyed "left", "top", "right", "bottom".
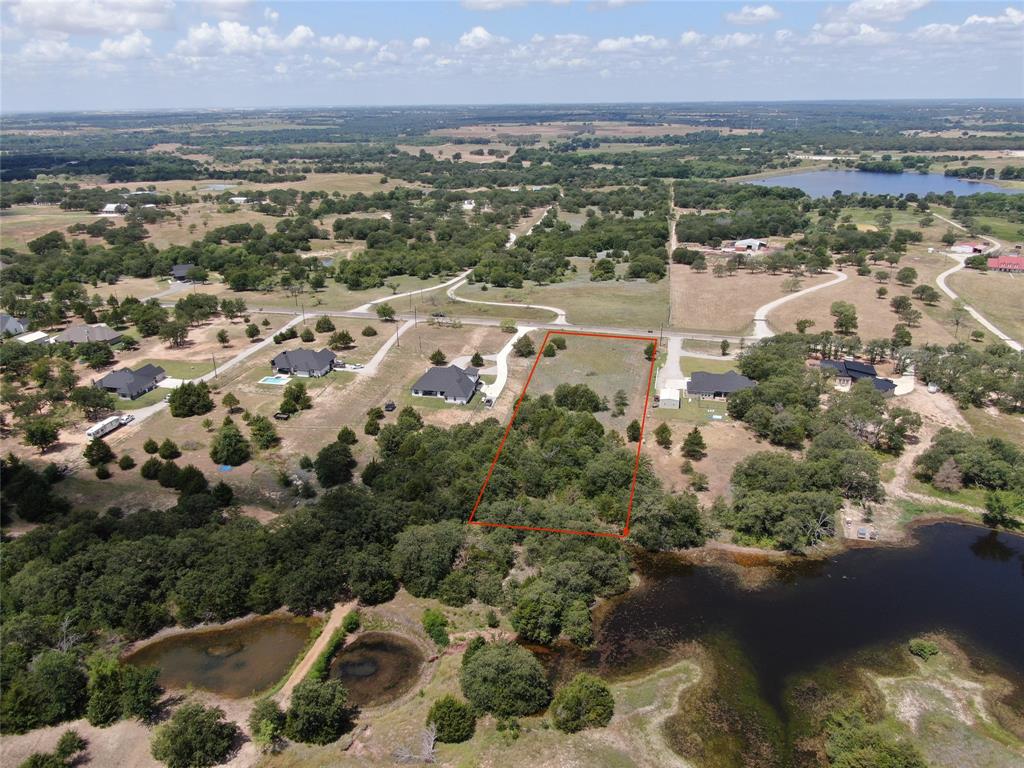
[
  {"left": 350, "top": 269, "right": 473, "bottom": 315},
  {"left": 481, "top": 326, "right": 535, "bottom": 401},
  {"left": 446, "top": 278, "right": 569, "bottom": 325},
  {"left": 752, "top": 269, "right": 848, "bottom": 339}
]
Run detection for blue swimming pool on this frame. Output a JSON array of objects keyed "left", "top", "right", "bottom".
[{"left": 259, "top": 375, "right": 290, "bottom": 385}]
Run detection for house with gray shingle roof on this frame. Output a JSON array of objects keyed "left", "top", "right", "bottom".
[
  {"left": 271, "top": 348, "right": 337, "bottom": 377},
  {"left": 411, "top": 365, "right": 480, "bottom": 405},
  {"left": 686, "top": 371, "right": 756, "bottom": 400},
  {"left": 95, "top": 364, "right": 166, "bottom": 399},
  {"left": 53, "top": 323, "right": 122, "bottom": 345}
]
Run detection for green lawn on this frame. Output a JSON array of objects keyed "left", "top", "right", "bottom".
[
  {"left": 118, "top": 388, "right": 166, "bottom": 410},
  {"left": 682, "top": 356, "right": 738, "bottom": 375},
  {"left": 961, "top": 407, "right": 1024, "bottom": 443},
  {"left": 907, "top": 478, "right": 988, "bottom": 509},
  {"left": 141, "top": 358, "right": 216, "bottom": 379},
  {"left": 655, "top": 397, "right": 728, "bottom": 425}
]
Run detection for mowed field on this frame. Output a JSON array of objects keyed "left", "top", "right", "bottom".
[
  {"left": 669, "top": 264, "right": 831, "bottom": 335},
  {"left": 946, "top": 268, "right": 1024, "bottom": 343},
  {"left": 0, "top": 205, "right": 102, "bottom": 250},
  {"left": 768, "top": 248, "right": 991, "bottom": 344},
  {"left": 454, "top": 258, "right": 670, "bottom": 329},
  {"left": 95, "top": 171, "right": 425, "bottom": 196}
]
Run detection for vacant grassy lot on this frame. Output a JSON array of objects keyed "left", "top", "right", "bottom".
[
  {"left": 946, "top": 268, "right": 1024, "bottom": 343},
  {"left": 97, "top": 172, "right": 424, "bottom": 196},
  {"left": 670, "top": 264, "right": 830, "bottom": 335},
  {"left": 458, "top": 258, "right": 670, "bottom": 329},
  {"left": 0, "top": 205, "right": 101, "bottom": 250},
  {"left": 769, "top": 249, "right": 990, "bottom": 344},
  {"left": 406, "top": 287, "right": 558, "bottom": 323}
]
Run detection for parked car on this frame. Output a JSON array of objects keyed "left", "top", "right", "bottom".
[
  {"left": 383, "top": 401, "right": 397, "bottom": 412},
  {"left": 349, "top": 363, "right": 364, "bottom": 370},
  {"left": 119, "top": 414, "right": 135, "bottom": 425},
  {"left": 273, "top": 412, "right": 290, "bottom": 421}
]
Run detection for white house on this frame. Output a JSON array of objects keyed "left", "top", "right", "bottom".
[
  {"left": 733, "top": 238, "right": 768, "bottom": 252},
  {"left": 229, "top": 196, "right": 249, "bottom": 205},
  {"left": 462, "top": 199, "right": 476, "bottom": 211},
  {"left": 101, "top": 203, "right": 129, "bottom": 215}
]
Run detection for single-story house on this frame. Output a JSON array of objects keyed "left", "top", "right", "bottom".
[
  {"left": 228, "top": 196, "right": 249, "bottom": 205},
  {"left": 819, "top": 359, "right": 895, "bottom": 396},
  {"left": 53, "top": 323, "right": 122, "bottom": 345},
  {"left": 733, "top": 238, "right": 768, "bottom": 252},
  {"left": 411, "top": 365, "right": 480, "bottom": 405},
  {"left": 95, "top": 364, "right": 166, "bottom": 400},
  {"left": 271, "top": 348, "right": 337, "bottom": 377},
  {"left": 659, "top": 387, "right": 681, "bottom": 408},
  {"left": 987, "top": 256, "right": 1024, "bottom": 272},
  {"left": 170, "top": 263, "right": 196, "bottom": 281},
  {"left": 462, "top": 199, "right": 476, "bottom": 211},
  {"left": 100, "top": 203, "right": 129, "bottom": 215},
  {"left": 0, "top": 314, "right": 27, "bottom": 336},
  {"left": 687, "top": 371, "right": 756, "bottom": 400},
  {"left": 951, "top": 241, "right": 986, "bottom": 254},
  {"left": 14, "top": 330, "right": 50, "bottom": 345},
  {"left": 595, "top": 249, "right": 630, "bottom": 259}
]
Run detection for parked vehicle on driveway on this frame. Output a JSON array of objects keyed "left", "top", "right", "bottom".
[
  {"left": 273, "top": 412, "right": 290, "bottom": 421},
  {"left": 384, "top": 400, "right": 397, "bottom": 412},
  {"left": 86, "top": 415, "right": 122, "bottom": 439},
  {"left": 119, "top": 414, "right": 135, "bottom": 425}
]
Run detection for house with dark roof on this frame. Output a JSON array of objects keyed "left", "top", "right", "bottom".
[
  {"left": 53, "top": 323, "right": 122, "bottom": 345},
  {"left": 686, "top": 371, "right": 756, "bottom": 400},
  {"left": 170, "top": 263, "right": 196, "bottom": 281},
  {"left": 411, "top": 365, "right": 480, "bottom": 405},
  {"left": 271, "top": 348, "right": 337, "bottom": 377},
  {"left": 95, "top": 364, "right": 166, "bottom": 400},
  {"left": 819, "top": 359, "right": 895, "bottom": 397},
  {"left": 0, "top": 314, "right": 27, "bottom": 336}
]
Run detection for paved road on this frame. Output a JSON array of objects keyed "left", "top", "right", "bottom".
[
  {"left": 446, "top": 278, "right": 568, "bottom": 325},
  {"left": 931, "top": 214, "right": 1021, "bottom": 351}
]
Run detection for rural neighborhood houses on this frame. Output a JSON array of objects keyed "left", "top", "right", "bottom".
[
  {"left": 951, "top": 241, "right": 986, "bottom": 254},
  {"left": 271, "top": 348, "right": 338, "bottom": 377},
  {"left": 818, "top": 359, "right": 896, "bottom": 396},
  {"left": 95, "top": 364, "right": 166, "bottom": 400},
  {"left": 686, "top": 370, "right": 757, "bottom": 400},
  {"left": 411, "top": 364, "right": 480, "bottom": 405},
  {"left": 53, "top": 323, "right": 122, "bottom": 345},
  {"left": 100, "top": 203, "right": 129, "bottom": 215}
]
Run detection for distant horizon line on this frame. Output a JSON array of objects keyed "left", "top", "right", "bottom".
[{"left": 4, "top": 97, "right": 1024, "bottom": 118}]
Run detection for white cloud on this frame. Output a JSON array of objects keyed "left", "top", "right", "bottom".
[
  {"left": 90, "top": 29, "right": 153, "bottom": 60},
  {"left": 710, "top": 32, "right": 760, "bottom": 48},
  {"left": 200, "top": 0, "right": 253, "bottom": 21},
  {"left": 264, "top": 8, "right": 279, "bottom": 24},
  {"left": 9, "top": 0, "right": 173, "bottom": 35},
  {"left": 175, "top": 21, "right": 316, "bottom": 57},
  {"left": 596, "top": 34, "right": 668, "bottom": 52},
  {"left": 774, "top": 28, "right": 794, "bottom": 43},
  {"left": 461, "top": 0, "right": 526, "bottom": 9},
  {"left": 964, "top": 6, "right": 1024, "bottom": 27},
  {"left": 807, "top": 21, "right": 893, "bottom": 46},
  {"left": 19, "top": 34, "right": 82, "bottom": 62},
  {"left": 458, "top": 26, "right": 506, "bottom": 49},
  {"left": 319, "top": 33, "right": 379, "bottom": 53},
  {"left": 725, "top": 5, "right": 780, "bottom": 26},
  {"left": 843, "top": 0, "right": 930, "bottom": 23},
  {"left": 412, "top": 36, "right": 431, "bottom": 50},
  {"left": 679, "top": 30, "right": 705, "bottom": 46}
]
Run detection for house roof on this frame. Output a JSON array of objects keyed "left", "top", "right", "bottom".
[
  {"left": 15, "top": 331, "right": 49, "bottom": 344},
  {"left": 96, "top": 364, "right": 165, "bottom": 398},
  {"left": 687, "top": 370, "right": 756, "bottom": 395},
  {"left": 871, "top": 377, "right": 897, "bottom": 393},
  {"left": 54, "top": 323, "right": 121, "bottom": 344},
  {"left": 0, "top": 314, "right": 27, "bottom": 335},
  {"left": 170, "top": 263, "right": 195, "bottom": 278},
  {"left": 988, "top": 256, "right": 1024, "bottom": 270},
  {"left": 820, "top": 359, "right": 877, "bottom": 380},
  {"left": 271, "top": 348, "right": 336, "bottom": 371},
  {"left": 412, "top": 365, "right": 478, "bottom": 400}
]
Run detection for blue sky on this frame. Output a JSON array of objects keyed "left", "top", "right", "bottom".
[{"left": 1, "top": 1, "right": 1021, "bottom": 112}]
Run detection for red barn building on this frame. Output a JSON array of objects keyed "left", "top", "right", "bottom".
[{"left": 987, "top": 256, "right": 1024, "bottom": 272}]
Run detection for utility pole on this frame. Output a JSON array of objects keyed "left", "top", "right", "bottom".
[{"left": 211, "top": 354, "right": 218, "bottom": 380}]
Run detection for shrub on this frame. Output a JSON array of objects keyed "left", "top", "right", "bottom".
[
  {"left": 423, "top": 608, "right": 450, "bottom": 648},
  {"left": 550, "top": 673, "right": 614, "bottom": 733},
  {"left": 427, "top": 695, "right": 476, "bottom": 743},
  {"left": 157, "top": 461, "right": 181, "bottom": 488},
  {"left": 459, "top": 642, "right": 550, "bottom": 717},
  {"left": 95, "top": 465, "right": 112, "bottom": 480},
  {"left": 140, "top": 457, "right": 162, "bottom": 480},
  {"left": 361, "top": 325, "right": 377, "bottom": 337},
  {"left": 209, "top": 418, "right": 251, "bottom": 466},
  {"left": 300, "top": 328, "right": 315, "bottom": 343},
  {"left": 248, "top": 698, "right": 285, "bottom": 754},
  {"left": 83, "top": 437, "right": 115, "bottom": 467},
  {"left": 908, "top": 638, "right": 939, "bottom": 661},
  {"left": 118, "top": 454, "right": 136, "bottom": 471},
  {"left": 552, "top": 335, "right": 567, "bottom": 350},
  {"left": 143, "top": 437, "right": 159, "bottom": 454},
  {"left": 150, "top": 701, "right": 237, "bottom": 768},
  {"left": 315, "top": 316, "right": 335, "bottom": 333},
  {"left": 341, "top": 610, "right": 361, "bottom": 634},
  {"left": 512, "top": 335, "right": 535, "bottom": 357},
  {"left": 167, "top": 381, "right": 213, "bottom": 418},
  {"left": 314, "top": 441, "right": 354, "bottom": 487},
  {"left": 284, "top": 679, "right": 351, "bottom": 745},
  {"left": 336, "top": 426, "right": 358, "bottom": 445},
  {"left": 158, "top": 438, "right": 181, "bottom": 460}
]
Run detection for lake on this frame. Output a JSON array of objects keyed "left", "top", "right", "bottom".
[
  {"left": 124, "top": 615, "right": 315, "bottom": 698},
  {"left": 589, "top": 523, "right": 1023, "bottom": 702},
  {"left": 746, "top": 170, "right": 1023, "bottom": 197}
]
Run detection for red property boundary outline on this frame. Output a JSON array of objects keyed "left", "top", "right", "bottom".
[{"left": 467, "top": 329, "right": 658, "bottom": 539}]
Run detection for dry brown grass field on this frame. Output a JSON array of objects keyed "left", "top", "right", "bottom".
[
  {"left": 769, "top": 247, "right": 991, "bottom": 344},
  {"left": 946, "top": 268, "right": 1024, "bottom": 343},
  {"left": 432, "top": 121, "right": 761, "bottom": 141},
  {"left": 95, "top": 171, "right": 424, "bottom": 196},
  {"left": 669, "top": 264, "right": 830, "bottom": 335},
  {"left": 0, "top": 205, "right": 100, "bottom": 250}
]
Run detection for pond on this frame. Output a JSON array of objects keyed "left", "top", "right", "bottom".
[
  {"left": 328, "top": 632, "right": 425, "bottom": 707},
  {"left": 745, "top": 169, "right": 1023, "bottom": 198},
  {"left": 124, "top": 615, "right": 315, "bottom": 698},
  {"left": 587, "top": 524, "right": 1024, "bottom": 700}
]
